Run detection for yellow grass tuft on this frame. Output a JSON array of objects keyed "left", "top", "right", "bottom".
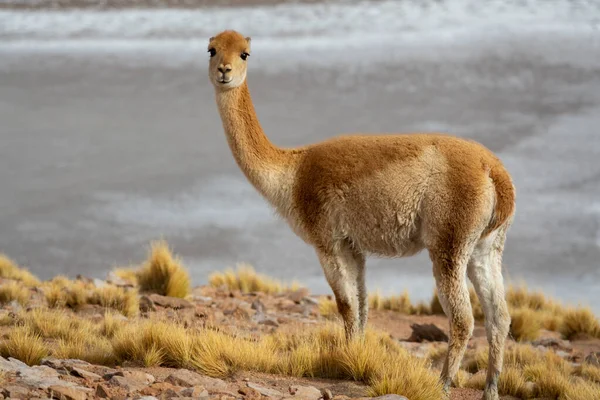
[
  {"left": 112, "top": 267, "right": 139, "bottom": 285},
  {"left": 19, "top": 308, "right": 95, "bottom": 341},
  {"left": 560, "top": 307, "right": 600, "bottom": 339},
  {"left": 369, "top": 290, "right": 413, "bottom": 314},
  {"left": 498, "top": 366, "right": 530, "bottom": 398},
  {"left": 0, "top": 326, "right": 48, "bottom": 365},
  {"left": 464, "top": 370, "right": 486, "bottom": 390},
  {"left": 98, "top": 312, "right": 125, "bottom": 338},
  {"left": 509, "top": 307, "right": 542, "bottom": 342},
  {"left": 111, "top": 318, "right": 193, "bottom": 368},
  {"left": 575, "top": 363, "right": 600, "bottom": 385},
  {"left": 318, "top": 297, "right": 339, "bottom": 319},
  {"left": 0, "top": 281, "right": 30, "bottom": 305},
  {"left": 0, "top": 254, "right": 39, "bottom": 286},
  {"left": 54, "top": 336, "right": 116, "bottom": 366},
  {"left": 88, "top": 285, "right": 139, "bottom": 317},
  {"left": 136, "top": 241, "right": 190, "bottom": 298},
  {"left": 209, "top": 264, "right": 301, "bottom": 295}
]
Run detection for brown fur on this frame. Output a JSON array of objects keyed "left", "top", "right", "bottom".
[{"left": 208, "top": 30, "right": 516, "bottom": 400}]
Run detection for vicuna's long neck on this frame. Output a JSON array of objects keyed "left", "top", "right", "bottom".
[{"left": 215, "top": 81, "right": 292, "bottom": 204}]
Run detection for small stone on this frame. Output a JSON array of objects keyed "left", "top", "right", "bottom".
[
  {"left": 321, "top": 389, "right": 333, "bottom": 400},
  {"left": 95, "top": 384, "right": 111, "bottom": 398},
  {"left": 531, "top": 338, "right": 572, "bottom": 351},
  {"left": 166, "top": 369, "right": 227, "bottom": 390},
  {"left": 136, "top": 397, "right": 159, "bottom": 400},
  {"left": 2, "top": 385, "right": 30, "bottom": 399},
  {"left": 288, "top": 385, "right": 321, "bottom": 400},
  {"left": 258, "top": 317, "right": 279, "bottom": 327},
  {"left": 93, "top": 278, "right": 107, "bottom": 288},
  {"left": 109, "top": 375, "right": 148, "bottom": 392},
  {"left": 147, "top": 294, "right": 194, "bottom": 309},
  {"left": 303, "top": 297, "right": 319, "bottom": 305},
  {"left": 139, "top": 295, "right": 157, "bottom": 312},
  {"left": 238, "top": 387, "right": 261, "bottom": 400},
  {"left": 585, "top": 352, "right": 600, "bottom": 367},
  {"left": 370, "top": 395, "right": 408, "bottom": 400},
  {"left": 407, "top": 323, "right": 449, "bottom": 342},
  {"left": 251, "top": 299, "right": 266, "bottom": 314},
  {"left": 48, "top": 385, "right": 87, "bottom": 400},
  {"left": 288, "top": 288, "right": 310, "bottom": 304},
  {"left": 246, "top": 382, "right": 283, "bottom": 398},
  {"left": 179, "top": 386, "right": 208, "bottom": 397},
  {"left": 70, "top": 366, "right": 101, "bottom": 380}
]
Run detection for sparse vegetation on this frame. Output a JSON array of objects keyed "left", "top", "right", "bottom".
[
  {"left": 88, "top": 285, "right": 139, "bottom": 317},
  {"left": 209, "top": 263, "right": 301, "bottom": 295},
  {"left": 0, "top": 254, "right": 39, "bottom": 286},
  {"left": 510, "top": 308, "right": 542, "bottom": 342},
  {"left": 560, "top": 307, "right": 600, "bottom": 339},
  {"left": 0, "top": 326, "right": 48, "bottom": 366},
  {"left": 0, "top": 281, "right": 30, "bottom": 305},
  {"left": 136, "top": 240, "right": 191, "bottom": 298}
]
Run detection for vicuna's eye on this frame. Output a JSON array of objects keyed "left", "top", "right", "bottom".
[
  {"left": 208, "top": 48, "right": 216, "bottom": 57},
  {"left": 241, "top": 52, "right": 250, "bottom": 60}
]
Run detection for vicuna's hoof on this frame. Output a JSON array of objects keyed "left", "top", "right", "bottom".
[{"left": 482, "top": 388, "right": 499, "bottom": 400}]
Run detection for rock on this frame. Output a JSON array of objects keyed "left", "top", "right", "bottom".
[
  {"left": 407, "top": 323, "right": 449, "bottom": 342},
  {"left": 48, "top": 385, "right": 88, "bottom": 400},
  {"left": 532, "top": 338, "right": 572, "bottom": 351},
  {"left": 288, "top": 288, "right": 310, "bottom": 304},
  {"left": 139, "top": 295, "right": 157, "bottom": 312},
  {"left": 585, "top": 352, "right": 600, "bottom": 367},
  {"left": 106, "top": 271, "right": 133, "bottom": 287},
  {"left": 246, "top": 382, "right": 283, "bottom": 398},
  {"left": 41, "top": 358, "right": 91, "bottom": 371},
  {"left": 70, "top": 366, "right": 101, "bottom": 381},
  {"left": 288, "top": 385, "right": 321, "bottom": 400},
  {"left": 95, "top": 384, "right": 111, "bottom": 398},
  {"left": 180, "top": 386, "right": 209, "bottom": 397},
  {"left": 147, "top": 294, "right": 193, "bottom": 309},
  {"left": 136, "top": 397, "right": 159, "bottom": 400},
  {"left": 303, "top": 296, "right": 319, "bottom": 305},
  {"left": 258, "top": 317, "right": 279, "bottom": 327},
  {"left": 0, "top": 356, "right": 28, "bottom": 372},
  {"left": 1, "top": 385, "right": 30, "bottom": 399},
  {"left": 251, "top": 299, "right": 266, "bottom": 314},
  {"left": 238, "top": 387, "right": 262, "bottom": 400},
  {"left": 166, "top": 369, "right": 227, "bottom": 390},
  {"left": 321, "top": 389, "right": 333, "bottom": 400},
  {"left": 93, "top": 278, "right": 107, "bottom": 288},
  {"left": 108, "top": 371, "right": 155, "bottom": 392},
  {"left": 370, "top": 396, "right": 408, "bottom": 400}
]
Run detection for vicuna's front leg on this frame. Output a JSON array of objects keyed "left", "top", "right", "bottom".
[{"left": 317, "top": 241, "right": 365, "bottom": 340}]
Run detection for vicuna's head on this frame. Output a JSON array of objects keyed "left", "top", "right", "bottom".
[{"left": 208, "top": 30, "right": 251, "bottom": 90}]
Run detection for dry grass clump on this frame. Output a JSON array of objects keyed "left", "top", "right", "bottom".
[
  {"left": 136, "top": 241, "right": 190, "bottom": 298},
  {"left": 111, "top": 267, "right": 139, "bottom": 286},
  {"left": 111, "top": 318, "right": 193, "bottom": 368},
  {"left": 0, "top": 326, "right": 48, "bottom": 365},
  {"left": 88, "top": 285, "right": 139, "bottom": 318},
  {"left": 0, "top": 281, "right": 30, "bottom": 305},
  {"left": 0, "top": 254, "right": 39, "bottom": 286},
  {"left": 509, "top": 308, "right": 542, "bottom": 342},
  {"left": 18, "top": 308, "right": 95, "bottom": 341},
  {"left": 318, "top": 297, "right": 339, "bottom": 319},
  {"left": 461, "top": 343, "right": 600, "bottom": 399},
  {"left": 54, "top": 335, "right": 116, "bottom": 365},
  {"left": 560, "top": 307, "right": 600, "bottom": 339},
  {"left": 209, "top": 263, "right": 301, "bottom": 295},
  {"left": 98, "top": 312, "right": 125, "bottom": 338},
  {"left": 110, "top": 318, "right": 442, "bottom": 400},
  {"left": 369, "top": 290, "right": 413, "bottom": 314}
]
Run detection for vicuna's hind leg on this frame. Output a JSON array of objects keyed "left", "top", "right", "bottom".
[
  {"left": 317, "top": 241, "right": 366, "bottom": 340},
  {"left": 467, "top": 227, "right": 511, "bottom": 400},
  {"left": 431, "top": 247, "right": 475, "bottom": 394}
]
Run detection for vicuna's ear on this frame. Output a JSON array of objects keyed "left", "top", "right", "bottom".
[
  {"left": 209, "top": 36, "right": 215, "bottom": 43},
  {"left": 245, "top": 37, "right": 252, "bottom": 48}
]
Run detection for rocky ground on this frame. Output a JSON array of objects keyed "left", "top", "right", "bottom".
[{"left": 1, "top": 274, "right": 600, "bottom": 400}]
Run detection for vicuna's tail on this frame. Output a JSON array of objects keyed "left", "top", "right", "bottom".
[{"left": 483, "top": 165, "right": 516, "bottom": 237}]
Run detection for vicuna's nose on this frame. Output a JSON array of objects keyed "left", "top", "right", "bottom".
[{"left": 218, "top": 64, "right": 232, "bottom": 74}]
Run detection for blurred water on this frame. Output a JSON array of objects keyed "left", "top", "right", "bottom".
[{"left": 0, "top": 0, "right": 599, "bottom": 310}]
